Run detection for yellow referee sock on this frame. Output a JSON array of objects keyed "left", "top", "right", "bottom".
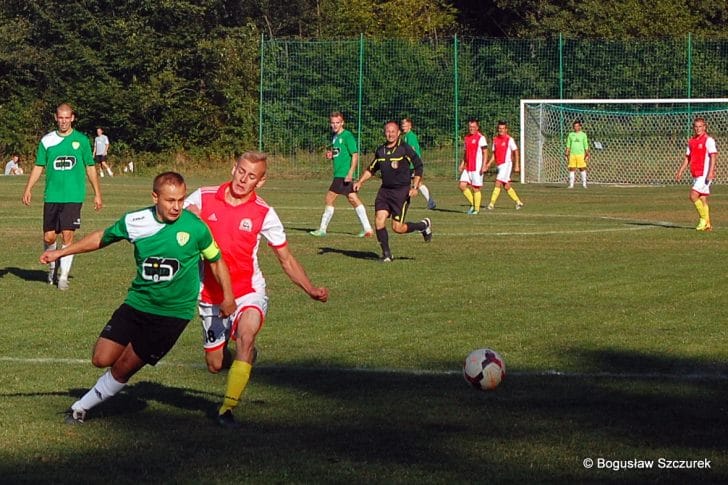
[
  {"left": 507, "top": 187, "right": 522, "bottom": 204},
  {"left": 473, "top": 191, "right": 482, "bottom": 211},
  {"left": 219, "top": 360, "right": 252, "bottom": 415},
  {"left": 489, "top": 187, "right": 501, "bottom": 206},
  {"left": 462, "top": 188, "right": 474, "bottom": 207}
]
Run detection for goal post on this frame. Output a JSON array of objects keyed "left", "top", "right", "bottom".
[{"left": 519, "top": 99, "right": 728, "bottom": 185}]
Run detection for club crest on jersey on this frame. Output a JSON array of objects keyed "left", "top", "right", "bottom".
[
  {"left": 208, "top": 213, "right": 218, "bottom": 222},
  {"left": 72, "top": 141, "right": 80, "bottom": 150},
  {"left": 391, "top": 160, "right": 399, "bottom": 169},
  {"left": 53, "top": 156, "right": 76, "bottom": 171},
  {"left": 239, "top": 218, "right": 253, "bottom": 232},
  {"left": 142, "top": 257, "right": 180, "bottom": 282},
  {"left": 176, "top": 232, "right": 190, "bottom": 246}
]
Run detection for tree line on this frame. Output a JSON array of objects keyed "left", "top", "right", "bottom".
[{"left": 1, "top": 0, "right": 726, "bottom": 161}]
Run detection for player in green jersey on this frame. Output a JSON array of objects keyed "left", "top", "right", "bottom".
[
  {"left": 310, "top": 111, "right": 373, "bottom": 237},
  {"left": 401, "top": 118, "right": 436, "bottom": 210},
  {"left": 40, "top": 172, "right": 235, "bottom": 424},
  {"left": 23, "top": 103, "right": 103, "bottom": 290},
  {"left": 565, "top": 120, "right": 590, "bottom": 189}
]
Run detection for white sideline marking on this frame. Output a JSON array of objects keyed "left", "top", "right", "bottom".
[{"left": 2, "top": 357, "right": 726, "bottom": 381}]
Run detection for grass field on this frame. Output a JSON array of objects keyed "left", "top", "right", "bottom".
[{"left": 1, "top": 173, "right": 727, "bottom": 483}]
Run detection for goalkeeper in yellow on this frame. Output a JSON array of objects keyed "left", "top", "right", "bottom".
[{"left": 565, "top": 120, "right": 590, "bottom": 189}]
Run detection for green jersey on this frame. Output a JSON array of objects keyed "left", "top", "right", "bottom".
[
  {"left": 566, "top": 131, "right": 589, "bottom": 156},
  {"left": 101, "top": 208, "right": 221, "bottom": 320},
  {"left": 402, "top": 131, "right": 422, "bottom": 157},
  {"left": 331, "top": 129, "right": 358, "bottom": 178},
  {"left": 35, "top": 129, "right": 94, "bottom": 203}
]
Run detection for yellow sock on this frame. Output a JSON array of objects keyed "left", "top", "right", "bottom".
[
  {"left": 473, "top": 191, "right": 482, "bottom": 211},
  {"left": 219, "top": 360, "right": 252, "bottom": 415},
  {"left": 694, "top": 199, "right": 708, "bottom": 221},
  {"left": 704, "top": 203, "right": 710, "bottom": 223},
  {"left": 490, "top": 187, "right": 501, "bottom": 206},
  {"left": 507, "top": 187, "right": 522, "bottom": 204},
  {"left": 462, "top": 188, "right": 474, "bottom": 206}
]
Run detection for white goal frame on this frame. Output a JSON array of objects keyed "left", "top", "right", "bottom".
[{"left": 519, "top": 98, "right": 728, "bottom": 184}]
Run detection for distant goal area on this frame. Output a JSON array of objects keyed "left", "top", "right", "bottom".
[{"left": 519, "top": 99, "right": 728, "bottom": 185}]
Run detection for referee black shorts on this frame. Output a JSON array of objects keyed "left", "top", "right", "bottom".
[{"left": 375, "top": 186, "right": 411, "bottom": 223}]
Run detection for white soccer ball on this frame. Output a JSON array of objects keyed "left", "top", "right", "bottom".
[{"left": 463, "top": 348, "right": 506, "bottom": 391}]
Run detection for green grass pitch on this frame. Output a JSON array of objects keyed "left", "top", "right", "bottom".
[{"left": 0, "top": 173, "right": 726, "bottom": 483}]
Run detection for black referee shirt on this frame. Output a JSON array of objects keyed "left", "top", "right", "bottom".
[{"left": 367, "top": 139, "right": 423, "bottom": 188}]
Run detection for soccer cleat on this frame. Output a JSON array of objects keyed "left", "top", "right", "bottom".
[
  {"left": 515, "top": 202, "right": 524, "bottom": 210},
  {"left": 427, "top": 199, "right": 437, "bottom": 210},
  {"left": 309, "top": 229, "right": 326, "bottom": 237},
  {"left": 357, "top": 230, "right": 373, "bottom": 238},
  {"left": 217, "top": 410, "right": 242, "bottom": 429},
  {"left": 486, "top": 204, "right": 494, "bottom": 211},
  {"left": 58, "top": 278, "right": 69, "bottom": 291},
  {"left": 568, "top": 185, "right": 574, "bottom": 189},
  {"left": 696, "top": 220, "right": 712, "bottom": 232},
  {"left": 64, "top": 407, "right": 86, "bottom": 425},
  {"left": 381, "top": 250, "right": 393, "bottom": 263},
  {"left": 465, "top": 207, "right": 475, "bottom": 215},
  {"left": 467, "top": 210, "right": 479, "bottom": 216},
  {"left": 421, "top": 218, "right": 432, "bottom": 242}
]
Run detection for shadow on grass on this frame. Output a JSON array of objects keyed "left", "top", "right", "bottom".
[
  {"left": 317, "top": 246, "right": 380, "bottom": 260},
  {"left": 0, "top": 266, "right": 50, "bottom": 283},
  {"left": 2, "top": 349, "right": 727, "bottom": 483}
]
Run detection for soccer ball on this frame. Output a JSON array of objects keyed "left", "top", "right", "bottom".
[{"left": 463, "top": 348, "right": 506, "bottom": 390}]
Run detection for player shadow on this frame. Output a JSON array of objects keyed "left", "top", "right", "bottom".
[
  {"left": 317, "top": 247, "right": 380, "bottom": 260},
  {"left": 64, "top": 381, "right": 221, "bottom": 421},
  {"left": 0, "top": 266, "right": 51, "bottom": 283},
  {"left": 624, "top": 220, "right": 686, "bottom": 229}
]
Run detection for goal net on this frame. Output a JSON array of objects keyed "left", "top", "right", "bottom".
[{"left": 519, "top": 99, "right": 728, "bottom": 185}]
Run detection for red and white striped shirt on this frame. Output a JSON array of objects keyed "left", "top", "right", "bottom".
[
  {"left": 185, "top": 182, "right": 287, "bottom": 304},
  {"left": 686, "top": 133, "right": 717, "bottom": 178}
]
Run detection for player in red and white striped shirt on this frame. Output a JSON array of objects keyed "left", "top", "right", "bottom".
[
  {"left": 675, "top": 117, "right": 718, "bottom": 231},
  {"left": 185, "top": 152, "right": 328, "bottom": 428},
  {"left": 483, "top": 120, "right": 524, "bottom": 210}
]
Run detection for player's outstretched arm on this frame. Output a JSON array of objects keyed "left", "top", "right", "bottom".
[
  {"left": 207, "top": 258, "right": 236, "bottom": 317},
  {"left": 39, "top": 230, "right": 105, "bottom": 264},
  {"left": 274, "top": 245, "right": 328, "bottom": 302}
]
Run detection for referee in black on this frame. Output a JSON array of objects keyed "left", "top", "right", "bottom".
[{"left": 353, "top": 120, "right": 432, "bottom": 262}]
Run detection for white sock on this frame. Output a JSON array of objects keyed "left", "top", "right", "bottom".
[
  {"left": 100, "top": 171, "right": 104, "bottom": 178},
  {"left": 59, "top": 244, "right": 74, "bottom": 280},
  {"left": 320, "top": 206, "right": 334, "bottom": 231},
  {"left": 45, "top": 241, "right": 57, "bottom": 274},
  {"left": 107, "top": 167, "right": 113, "bottom": 176},
  {"left": 581, "top": 171, "right": 587, "bottom": 186},
  {"left": 568, "top": 172, "right": 575, "bottom": 187},
  {"left": 419, "top": 184, "right": 431, "bottom": 202},
  {"left": 74, "top": 370, "right": 127, "bottom": 412},
  {"left": 355, "top": 204, "right": 372, "bottom": 232},
  {"left": 128, "top": 162, "right": 134, "bottom": 172}
]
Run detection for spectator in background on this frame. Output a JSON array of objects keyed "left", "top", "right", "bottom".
[
  {"left": 94, "top": 127, "right": 113, "bottom": 178},
  {"left": 4, "top": 154, "right": 23, "bottom": 175}
]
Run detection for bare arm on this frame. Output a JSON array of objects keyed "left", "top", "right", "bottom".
[
  {"left": 86, "top": 165, "right": 103, "bottom": 211},
  {"left": 708, "top": 153, "right": 717, "bottom": 181},
  {"left": 513, "top": 148, "right": 520, "bottom": 173},
  {"left": 675, "top": 155, "right": 690, "bottom": 181},
  {"left": 353, "top": 169, "right": 373, "bottom": 193},
  {"left": 22, "top": 165, "right": 44, "bottom": 206},
  {"left": 346, "top": 152, "right": 359, "bottom": 182},
  {"left": 207, "top": 258, "right": 236, "bottom": 317},
  {"left": 40, "top": 230, "right": 105, "bottom": 263},
  {"left": 273, "top": 245, "right": 328, "bottom": 302}
]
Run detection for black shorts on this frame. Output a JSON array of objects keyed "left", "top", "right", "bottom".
[
  {"left": 375, "top": 186, "right": 411, "bottom": 223},
  {"left": 328, "top": 177, "right": 355, "bottom": 195},
  {"left": 100, "top": 303, "right": 190, "bottom": 365},
  {"left": 94, "top": 155, "right": 107, "bottom": 163},
  {"left": 43, "top": 203, "right": 82, "bottom": 233}
]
